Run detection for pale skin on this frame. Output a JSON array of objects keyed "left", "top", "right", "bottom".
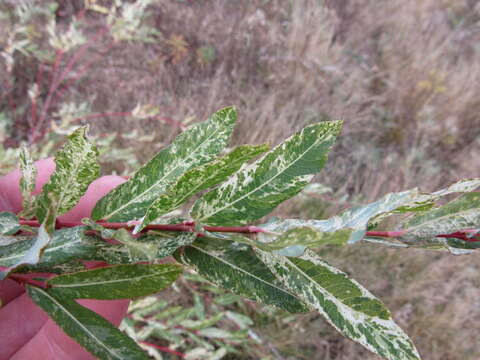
[{"left": 0, "top": 158, "right": 129, "bottom": 360}]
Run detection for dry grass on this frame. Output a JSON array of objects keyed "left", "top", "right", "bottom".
[{"left": 2, "top": 0, "right": 480, "bottom": 359}]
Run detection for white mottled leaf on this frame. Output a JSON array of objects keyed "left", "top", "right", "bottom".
[
  {"left": 400, "top": 192, "right": 480, "bottom": 245},
  {"left": 0, "top": 226, "right": 103, "bottom": 276},
  {"left": 174, "top": 237, "right": 308, "bottom": 313},
  {"left": 369, "top": 178, "right": 480, "bottom": 226},
  {"left": 27, "top": 286, "right": 149, "bottom": 360},
  {"left": 92, "top": 107, "right": 237, "bottom": 222},
  {"left": 260, "top": 190, "right": 419, "bottom": 244},
  {"left": 35, "top": 126, "right": 99, "bottom": 224},
  {"left": 191, "top": 121, "right": 342, "bottom": 226},
  {"left": 0, "top": 224, "right": 50, "bottom": 280},
  {"left": 19, "top": 146, "right": 37, "bottom": 218},
  {"left": 258, "top": 249, "right": 420, "bottom": 360},
  {"left": 257, "top": 226, "right": 352, "bottom": 257},
  {"left": 48, "top": 264, "right": 182, "bottom": 299},
  {"left": 0, "top": 212, "right": 20, "bottom": 235},
  {"left": 134, "top": 144, "right": 268, "bottom": 233}
]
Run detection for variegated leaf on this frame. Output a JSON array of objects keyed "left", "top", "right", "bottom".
[
  {"left": 0, "top": 224, "right": 50, "bottom": 280},
  {"left": 27, "top": 286, "right": 149, "bottom": 360},
  {"left": 35, "top": 126, "right": 99, "bottom": 224},
  {"left": 19, "top": 146, "right": 37, "bottom": 218},
  {"left": 92, "top": 107, "right": 237, "bottom": 222},
  {"left": 258, "top": 249, "right": 420, "bottom": 360},
  {"left": 257, "top": 226, "right": 352, "bottom": 257},
  {"left": 369, "top": 178, "right": 480, "bottom": 226},
  {"left": 400, "top": 192, "right": 480, "bottom": 244},
  {"left": 260, "top": 190, "right": 419, "bottom": 244},
  {"left": 191, "top": 121, "right": 342, "bottom": 226},
  {"left": 173, "top": 237, "right": 308, "bottom": 313},
  {"left": 0, "top": 211, "right": 20, "bottom": 235},
  {"left": 0, "top": 226, "right": 97, "bottom": 275},
  {"left": 84, "top": 225, "right": 196, "bottom": 264},
  {"left": 48, "top": 264, "right": 182, "bottom": 299},
  {"left": 134, "top": 144, "right": 269, "bottom": 233}
]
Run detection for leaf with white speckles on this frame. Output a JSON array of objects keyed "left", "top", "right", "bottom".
[
  {"left": 35, "top": 126, "right": 99, "bottom": 224},
  {"left": 173, "top": 237, "right": 308, "bottom": 313},
  {"left": 258, "top": 249, "right": 420, "bottom": 360},
  {"left": 135, "top": 144, "right": 268, "bottom": 233},
  {"left": 92, "top": 107, "right": 237, "bottom": 222},
  {"left": 48, "top": 264, "right": 182, "bottom": 299},
  {"left": 259, "top": 190, "right": 419, "bottom": 245},
  {"left": 191, "top": 121, "right": 342, "bottom": 226},
  {"left": 0, "top": 226, "right": 99, "bottom": 277},
  {"left": 256, "top": 226, "right": 352, "bottom": 256},
  {"left": 19, "top": 146, "right": 37, "bottom": 218},
  {"left": 0, "top": 224, "right": 51, "bottom": 280},
  {"left": 0, "top": 212, "right": 20, "bottom": 235},
  {"left": 400, "top": 192, "right": 480, "bottom": 246},
  {"left": 27, "top": 286, "right": 149, "bottom": 360},
  {"left": 369, "top": 178, "right": 480, "bottom": 227}
]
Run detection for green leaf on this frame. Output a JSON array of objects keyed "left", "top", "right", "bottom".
[
  {"left": 258, "top": 249, "right": 420, "bottom": 360},
  {"left": 257, "top": 226, "right": 352, "bottom": 256},
  {"left": 19, "top": 146, "right": 37, "bottom": 218},
  {"left": 0, "top": 212, "right": 20, "bottom": 235},
  {"left": 0, "top": 226, "right": 96, "bottom": 268},
  {"left": 173, "top": 237, "right": 308, "bottom": 313},
  {"left": 27, "top": 286, "right": 149, "bottom": 360},
  {"left": 260, "top": 189, "right": 420, "bottom": 244},
  {"left": 400, "top": 192, "right": 480, "bottom": 243},
  {"left": 369, "top": 178, "right": 480, "bottom": 226},
  {"left": 191, "top": 121, "right": 342, "bottom": 226},
  {"left": 91, "top": 107, "right": 237, "bottom": 222},
  {"left": 48, "top": 264, "right": 182, "bottom": 299},
  {"left": 0, "top": 224, "right": 51, "bottom": 280},
  {"left": 134, "top": 144, "right": 269, "bottom": 233},
  {"left": 35, "top": 126, "right": 99, "bottom": 224}
]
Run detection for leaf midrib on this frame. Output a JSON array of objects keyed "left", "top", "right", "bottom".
[
  {"left": 0, "top": 234, "right": 83, "bottom": 262},
  {"left": 189, "top": 244, "right": 304, "bottom": 305},
  {"left": 406, "top": 206, "right": 480, "bottom": 233},
  {"left": 56, "top": 137, "right": 93, "bottom": 214},
  {"left": 104, "top": 114, "right": 231, "bottom": 220},
  {"left": 32, "top": 287, "right": 125, "bottom": 360},
  {"left": 51, "top": 269, "right": 179, "bottom": 288},
  {"left": 197, "top": 130, "right": 330, "bottom": 222}
]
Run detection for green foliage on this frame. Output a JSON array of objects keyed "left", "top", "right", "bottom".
[
  {"left": 92, "top": 107, "right": 237, "bottom": 222},
  {"left": 4, "top": 107, "right": 480, "bottom": 359},
  {"left": 191, "top": 120, "right": 342, "bottom": 226}
]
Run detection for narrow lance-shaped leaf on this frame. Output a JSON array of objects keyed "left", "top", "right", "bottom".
[
  {"left": 35, "top": 126, "right": 99, "bottom": 224},
  {"left": 258, "top": 249, "right": 420, "bottom": 360},
  {"left": 368, "top": 178, "right": 480, "bottom": 227},
  {"left": 27, "top": 286, "right": 149, "bottom": 360},
  {"left": 173, "top": 237, "right": 308, "bottom": 313},
  {"left": 91, "top": 107, "right": 237, "bottom": 222},
  {"left": 256, "top": 226, "right": 353, "bottom": 257},
  {"left": 134, "top": 144, "right": 269, "bottom": 233},
  {"left": 0, "top": 226, "right": 101, "bottom": 276},
  {"left": 191, "top": 121, "right": 342, "bottom": 226},
  {"left": 0, "top": 224, "right": 50, "bottom": 280},
  {"left": 0, "top": 212, "right": 20, "bottom": 235},
  {"left": 400, "top": 192, "right": 480, "bottom": 244},
  {"left": 19, "top": 146, "right": 37, "bottom": 218},
  {"left": 259, "top": 189, "right": 420, "bottom": 246},
  {"left": 48, "top": 264, "right": 182, "bottom": 299}
]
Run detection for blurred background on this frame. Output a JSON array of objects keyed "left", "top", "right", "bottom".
[{"left": 1, "top": 1, "right": 480, "bottom": 359}]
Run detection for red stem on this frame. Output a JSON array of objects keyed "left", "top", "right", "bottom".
[
  {"left": 17, "top": 219, "right": 480, "bottom": 242},
  {"left": 8, "top": 273, "right": 48, "bottom": 289},
  {"left": 139, "top": 342, "right": 185, "bottom": 358}
]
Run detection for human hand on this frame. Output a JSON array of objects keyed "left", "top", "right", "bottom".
[{"left": 0, "top": 158, "right": 130, "bottom": 360}]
